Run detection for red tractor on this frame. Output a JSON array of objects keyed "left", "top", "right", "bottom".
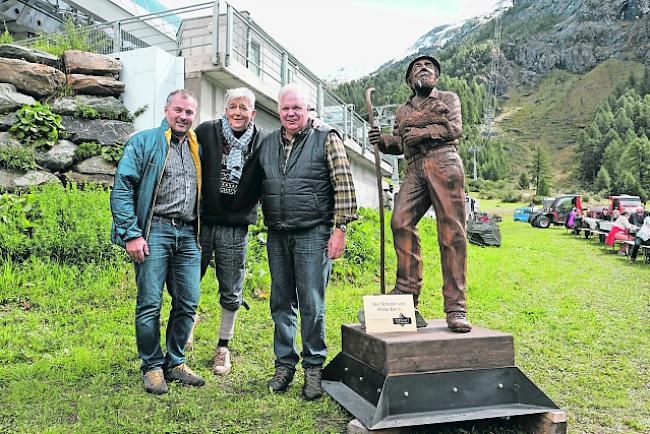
[{"left": 529, "top": 194, "right": 582, "bottom": 228}]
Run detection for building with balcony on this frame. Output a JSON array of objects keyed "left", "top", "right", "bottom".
[{"left": 15, "top": 1, "right": 397, "bottom": 208}]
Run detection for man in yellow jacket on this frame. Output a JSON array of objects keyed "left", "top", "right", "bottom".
[{"left": 110, "top": 89, "right": 204, "bottom": 394}]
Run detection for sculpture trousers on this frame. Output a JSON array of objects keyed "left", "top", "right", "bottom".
[{"left": 391, "top": 145, "right": 467, "bottom": 313}]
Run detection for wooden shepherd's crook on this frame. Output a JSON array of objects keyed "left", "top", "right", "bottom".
[{"left": 365, "top": 87, "right": 386, "bottom": 294}]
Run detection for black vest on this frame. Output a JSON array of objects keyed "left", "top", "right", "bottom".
[{"left": 259, "top": 126, "right": 335, "bottom": 230}]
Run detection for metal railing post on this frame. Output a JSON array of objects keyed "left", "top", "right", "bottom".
[
  {"left": 112, "top": 22, "right": 121, "bottom": 54},
  {"left": 225, "top": 3, "right": 233, "bottom": 66},
  {"left": 212, "top": 0, "right": 220, "bottom": 65},
  {"left": 342, "top": 104, "right": 348, "bottom": 138},
  {"left": 317, "top": 83, "right": 324, "bottom": 118},
  {"left": 281, "top": 52, "right": 288, "bottom": 85}
]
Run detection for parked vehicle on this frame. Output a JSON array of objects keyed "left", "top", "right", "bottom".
[
  {"left": 529, "top": 194, "right": 582, "bottom": 228},
  {"left": 586, "top": 195, "right": 643, "bottom": 218},
  {"left": 514, "top": 206, "right": 533, "bottom": 222}
]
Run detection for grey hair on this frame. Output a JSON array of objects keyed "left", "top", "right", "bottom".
[
  {"left": 165, "top": 89, "right": 195, "bottom": 106},
  {"left": 277, "top": 83, "right": 310, "bottom": 112},
  {"left": 225, "top": 87, "right": 256, "bottom": 109}
]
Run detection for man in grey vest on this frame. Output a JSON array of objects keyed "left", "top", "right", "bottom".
[{"left": 258, "top": 84, "right": 357, "bottom": 400}]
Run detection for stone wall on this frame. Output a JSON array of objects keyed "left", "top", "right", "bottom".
[{"left": 0, "top": 45, "right": 134, "bottom": 190}]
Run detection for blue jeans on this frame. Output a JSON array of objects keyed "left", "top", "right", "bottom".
[
  {"left": 134, "top": 220, "right": 200, "bottom": 373},
  {"left": 200, "top": 223, "right": 248, "bottom": 311},
  {"left": 267, "top": 224, "right": 332, "bottom": 369}
]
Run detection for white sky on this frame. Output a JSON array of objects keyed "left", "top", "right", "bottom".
[{"left": 160, "top": 0, "right": 504, "bottom": 78}]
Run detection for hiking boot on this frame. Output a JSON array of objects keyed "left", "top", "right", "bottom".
[
  {"left": 212, "top": 346, "right": 232, "bottom": 375},
  {"left": 414, "top": 310, "right": 428, "bottom": 328},
  {"left": 446, "top": 311, "right": 472, "bottom": 333},
  {"left": 165, "top": 363, "right": 205, "bottom": 387},
  {"left": 302, "top": 366, "right": 323, "bottom": 401},
  {"left": 143, "top": 368, "right": 168, "bottom": 395},
  {"left": 268, "top": 366, "right": 295, "bottom": 393}
]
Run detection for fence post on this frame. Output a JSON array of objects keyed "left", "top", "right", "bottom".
[
  {"left": 212, "top": 0, "right": 220, "bottom": 65},
  {"left": 317, "top": 83, "right": 324, "bottom": 118},
  {"left": 112, "top": 22, "right": 121, "bottom": 54},
  {"left": 225, "top": 3, "right": 233, "bottom": 67},
  {"left": 281, "top": 52, "right": 288, "bottom": 85}
]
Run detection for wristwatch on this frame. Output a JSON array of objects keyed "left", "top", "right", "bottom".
[{"left": 336, "top": 223, "right": 347, "bottom": 233}]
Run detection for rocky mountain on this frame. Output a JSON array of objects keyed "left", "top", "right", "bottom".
[
  {"left": 400, "top": 0, "right": 512, "bottom": 59},
  {"left": 499, "top": 0, "right": 650, "bottom": 85}
]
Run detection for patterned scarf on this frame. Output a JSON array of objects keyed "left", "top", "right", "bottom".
[{"left": 221, "top": 115, "right": 255, "bottom": 184}]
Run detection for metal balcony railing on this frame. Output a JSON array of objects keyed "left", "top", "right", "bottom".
[{"left": 14, "top": 1, "right": 394, "bottom": 168}]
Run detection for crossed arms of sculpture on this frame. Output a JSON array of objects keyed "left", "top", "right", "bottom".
[{"left": 370, "top": 92, "right": 463, "bottom": 155}]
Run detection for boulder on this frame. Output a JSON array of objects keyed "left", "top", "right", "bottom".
[
  {"left": 12, "top": 170, "right": 62, "bottom": 187},
  {"left": 0, "top": 131, "right": 22, "bottom": 148},
  {"left": 63, "top": 50, "right": 122, "bottom": 75},
  {"left": 0, "top": 113, "right": 17, "bottom": 131},
  {"left": 74, "top": 156, "right": 116, "bottom": 176},
  {"left": 0, "top": 83, "right": 37, "bottom": 114},
  {"left": 51, "top": 95, "right": 130, "bottom": 120},
  {"left": 62, "top": 171, "right": 114, "bottom": 188},
  {"left": 0, "top": 57, "right": 65, "bottom": 98},
  {"left": 0, "top": 168, "right": 22, "bottom": 190},
  {"left": 0, "top": 44, "right": 60, "bottom": 68},
  {"left": 60, "top": 116, "right": 133, "bottom": 146},
  {"left": 67, "top": 74, "right": 125, "bottom": 97},
  {"left": 34, "top": 140, "right": 77, "bottom": 172}
]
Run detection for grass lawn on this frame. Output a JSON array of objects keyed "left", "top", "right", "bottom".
[{"left": 1, "top": 207, "right": 648, "bottom": 433}]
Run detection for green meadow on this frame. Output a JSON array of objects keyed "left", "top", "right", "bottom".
[{"left": 0, "top": 187, "right": 648, "bottom": 433}]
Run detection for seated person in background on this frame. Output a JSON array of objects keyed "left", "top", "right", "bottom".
[
  {"left": 629, "top": 214, "right": 650, "bottom": 263},
  {"left": 565, "top": 207, "right": 577, "bottom": 229},
  {"left": 606, "top": 209, "right": 637, "bottom": 255},
  {"left": 629, "top": 205, "right": 647, "bottom": 227},
  {"left": 599, "top": 207, "right": 612, "bottom": 221}
]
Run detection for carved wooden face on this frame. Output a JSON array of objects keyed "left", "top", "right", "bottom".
[{"left": 408, "top": 59, "right": 439, "bottom": 91}]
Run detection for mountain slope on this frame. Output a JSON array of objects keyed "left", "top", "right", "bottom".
[
  {"left": 497, "top": 59, "right": 646, "bottom": 186},
  {"left": 332, "top": 0, "right": 650, "bottom": 188}
]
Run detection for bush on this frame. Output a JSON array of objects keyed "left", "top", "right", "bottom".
[
  {"left": 501, "top": 189, "right": 523, "bottom": 203},
  {"left": 101, "top": 141, "right": 124, "bottom": 163},
  {"left": 74, "top": 142, "right": 102, "bottom": 161},
  {"left": 74, "top": 104, "right": 99, "bottom": 120},
  {"left": 0, "top": 184, "right": 123, "bottom": 265},
  {"left": 0, "top": 146, "right": 36, "bottom": 172},
  {"left": 332, "top": 208, "right": 381, "bottom": 281}
]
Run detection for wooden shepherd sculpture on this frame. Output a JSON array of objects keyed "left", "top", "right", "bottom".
[{"left": 368, "top": 55, "right": 471, "bottom": 332}]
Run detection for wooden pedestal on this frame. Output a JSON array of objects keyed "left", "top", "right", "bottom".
[{"left": 323, "top": 320, "right": 564, "bottom": 433}]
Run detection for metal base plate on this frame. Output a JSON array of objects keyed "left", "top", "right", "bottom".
[{"left": 323, "top": 352, "right": 559, "bottom": 430}]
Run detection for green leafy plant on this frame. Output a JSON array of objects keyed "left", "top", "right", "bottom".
[
  {"left": 31, "top": 18, "right": 97, "bottom": 57},
  {"left": 74, "top": 104, "right": 98, "bottom": 119},
  {"left": 0, "top": 146, "right": 36, "bottom": 172},
  {"left": 0, "top": 192, "right": 39, "bottom": 245},
  {"left": 74, "top": 142, "right": 102, "bottom": 161},
  {"left": 9, "top": 102, "right": 64, "bottom": 150},
  {"left": 101, "top": 141, "right": 124, "bottom": 163},
  {"left": 0, "top": 24, "right": 13, "bottom": 44}
]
